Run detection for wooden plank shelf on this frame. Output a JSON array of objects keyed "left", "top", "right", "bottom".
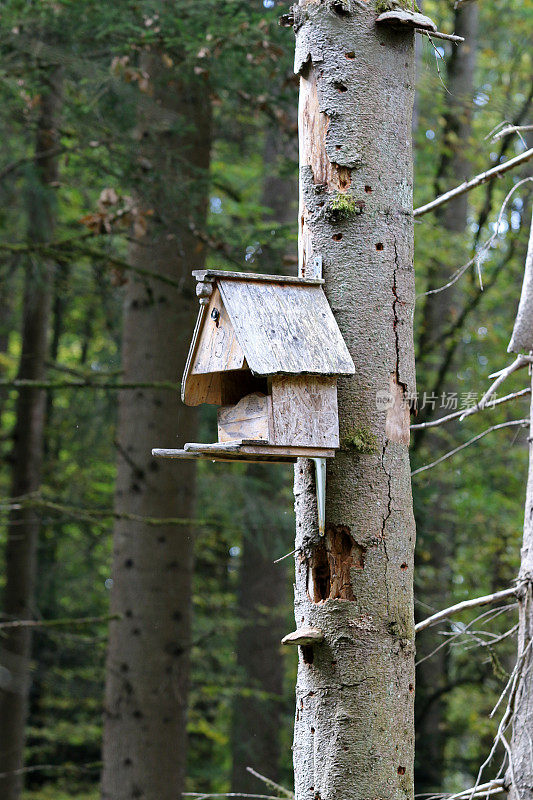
[{"left": 152, "top": 440, "right": 335, "bottom": 464}]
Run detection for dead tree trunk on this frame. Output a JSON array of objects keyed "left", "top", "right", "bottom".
[
  {"left": 0, "top": 66, "right": 62, "bottom": 800},
  {"left": 101, "top": 61, "right": 211, "bottom": 800},
  {"left": 291, "top": 4, "right": 416, "bottom": 800},
  {"left": 507, "top": 214, "right": 533, "bottom": 800}
]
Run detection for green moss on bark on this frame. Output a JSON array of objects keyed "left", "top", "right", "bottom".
[
  {"left": 375, "top": 0, "right": 420, "bottom": 13},
  {"left": 343, "top": 427, "right": 378, "bottom": 454}
]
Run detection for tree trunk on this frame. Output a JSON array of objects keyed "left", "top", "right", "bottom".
[
  {"left": 231, "top": 464, "right": 291, "bottom": 790},
  {"left": 413, "top": 9, "right": 478, "bottom": 791},
  {"left": 0, "top": 66, "right": 62, "bottom": 800},
  {"left": 291, "top": 5, "right": 416, "bottom": 800},
  {"left": 507, "top": 215, "right": 533, "bottom": 800},
  {"left": 101, "top": 60, "right": 211, "bottom": 800},
  {"left": 231, "top": 126, "right": 297, "bottom": 792}
]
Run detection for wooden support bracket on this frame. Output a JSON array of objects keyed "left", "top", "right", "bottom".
[{"left": 312, "top": 457, "right": 327, "bottom": 537}]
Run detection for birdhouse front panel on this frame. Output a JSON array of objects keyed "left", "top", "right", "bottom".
[{"left": 271, "top": 376, "right": 339, "bottom": 448}]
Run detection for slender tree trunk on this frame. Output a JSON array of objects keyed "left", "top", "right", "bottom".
[
  {"left": 101, "top": 58, "right": 211, "bottom": 800},
  {"left": 413, "top": 8, "right": 478, "bottom": 791},
  {"left": 0, "top": 66, "right": 62, "bottom": 800},
  {"left": 231, "top": 464, "right": 291, "bottom": 790},
  {"left": 507, "top": 216, "right": 533, "bottom": 800},
  {"left": 291, "top": 5, "right": 416, "bottom": 800},
  {"left": 231, "top": 127, "right": 297, "bottom": 791}
]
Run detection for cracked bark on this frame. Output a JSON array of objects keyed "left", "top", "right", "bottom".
[
  {"left": 291, "top": 4, "right": 416, "bottom": 800},
  {"left": 0, "top": 66, "right": 63, "bottom": 800}
]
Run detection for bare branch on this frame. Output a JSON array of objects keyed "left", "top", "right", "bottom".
[
  {"left": 245, "top": 768, "right": 294, "bottom": 799},
  {"left": 419, "top": 780, "right": 506, "bottom": 800},
  {"left": 411, "top": 419, "right": 529, "bottom": 477},
  {"left": 0, "top": 614, "right": 119, "bottom": 631},
  {"left": 416, "top": 28, "right": 465, "bottom": 42},
  {"left": 414, "top": 148, "right": 533, "bottom": 218},
  {"left": 458, "top": 355, "right": 533, "bottom": 421},
  {"left": 411, "top": 388, "right": 531, "bottom": 431},
  {"left": 0, "top": 378, "right": 179, "bottom": 391},
  {"left": 492, "top": 125, "right": 533, "bottom": 143},
  {"left": 419, "top": 178, "right": 533, "bottom": 298},
  {"left": 416, "top": 586, "right": 519, "bottom": 633}
]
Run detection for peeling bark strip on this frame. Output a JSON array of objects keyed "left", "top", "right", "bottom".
[{"left": 292, "top": 3, "right": 416, "bottom": 800}]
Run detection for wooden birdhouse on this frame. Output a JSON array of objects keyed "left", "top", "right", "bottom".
[{"left": 152, "top": 269, "right": 354, "bottom": 467}]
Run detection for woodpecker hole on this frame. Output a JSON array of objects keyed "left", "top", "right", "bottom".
[
  {"left": 308, "top": 527, "right": 364, "bottom": 602},
  {"left": 332, "top": 233, "right": 343, "bottom": 241},
  {"left": 376, "top": 243, "right": 384, "bottom": 251}
]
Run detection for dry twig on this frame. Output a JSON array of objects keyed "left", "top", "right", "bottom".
[
  {"left": 411, "top": 419, "right": 529, "bottom": 477},
  {"left": 414, "top": 148, "right": 533, "bottom": 218},
  {"left": 416, "top": 585, "right": 519, "bottom": 633}
]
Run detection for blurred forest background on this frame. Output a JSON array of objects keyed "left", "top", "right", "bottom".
[{"left": 0, "top": 0, "right": 531, "bottom": 798}]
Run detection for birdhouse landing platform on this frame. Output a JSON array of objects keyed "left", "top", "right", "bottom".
[{"left": 152, "top": 269, "right": 354, "bottom": 464}]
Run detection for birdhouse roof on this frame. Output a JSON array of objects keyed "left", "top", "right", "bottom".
[{"left": 182, "top": 270, "right": 355, "bottom": 404}]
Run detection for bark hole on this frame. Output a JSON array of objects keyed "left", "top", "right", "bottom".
[
  {"left": 365, "top": 185, "right": 372, "bottom": 193},
  {"left": 334, "top": 81, "right": 348, "bottom": 92},
  {"left": 330, "top": 0, "right": 350, "bottom": 16},
  {"left": 308, "top": 527, "right": 363, "bottom": 602},
  {"left": 345, "top": 51, "right": 355, "bottom": 59},
  {"left": 400, "top": 562, "right": 408, "bottom": 571},
  {"left": 301, "top": 645, "right": 314, "bottom": 664},
  {"left": 332, "top": 233, "right": 343, "bottom": 241},
  {"left": 398, "top": 766, "right": 406, "bottom": 775}
]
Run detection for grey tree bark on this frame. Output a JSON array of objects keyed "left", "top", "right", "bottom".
[
  {"left": 290, "top": 4, "right": 416, "bottom": 800},
  {"left": 412, "top": 8, "right": 478, "bottom": 791},
  {"left": 101, "top": 59, "right": 211, "bottom": 800},
  {"left": 0, "top": 66, "right": 63, "bottom": 800},
  {"left": 507, "top": 212, "right": 533, "bottom": 800},
  {"left": 231, "top": 126, "right": 297, "bottom": 792}
]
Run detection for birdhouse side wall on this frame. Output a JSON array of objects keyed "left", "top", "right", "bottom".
[{"left": 271, "top": 375, "right": 339, "bottom": 448}]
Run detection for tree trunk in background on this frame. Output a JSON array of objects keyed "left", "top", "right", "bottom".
[
  {"left": 0, "top": 66, "right": 62, "bottom": 800},
  {"left": 101, "top": 58, "right": 211, "bottom": 800},
  {"left": 231, "top": 126, "right": 297, "bottom": 791},
  {"left": 292, "top": 5, "right": 416, "bottom": 800},
  {"left": 413, "top": 7, "right": 478, "bottom": 793},
  {"left": 231, "top": 467, "right": 291, "bottom": 789}
]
